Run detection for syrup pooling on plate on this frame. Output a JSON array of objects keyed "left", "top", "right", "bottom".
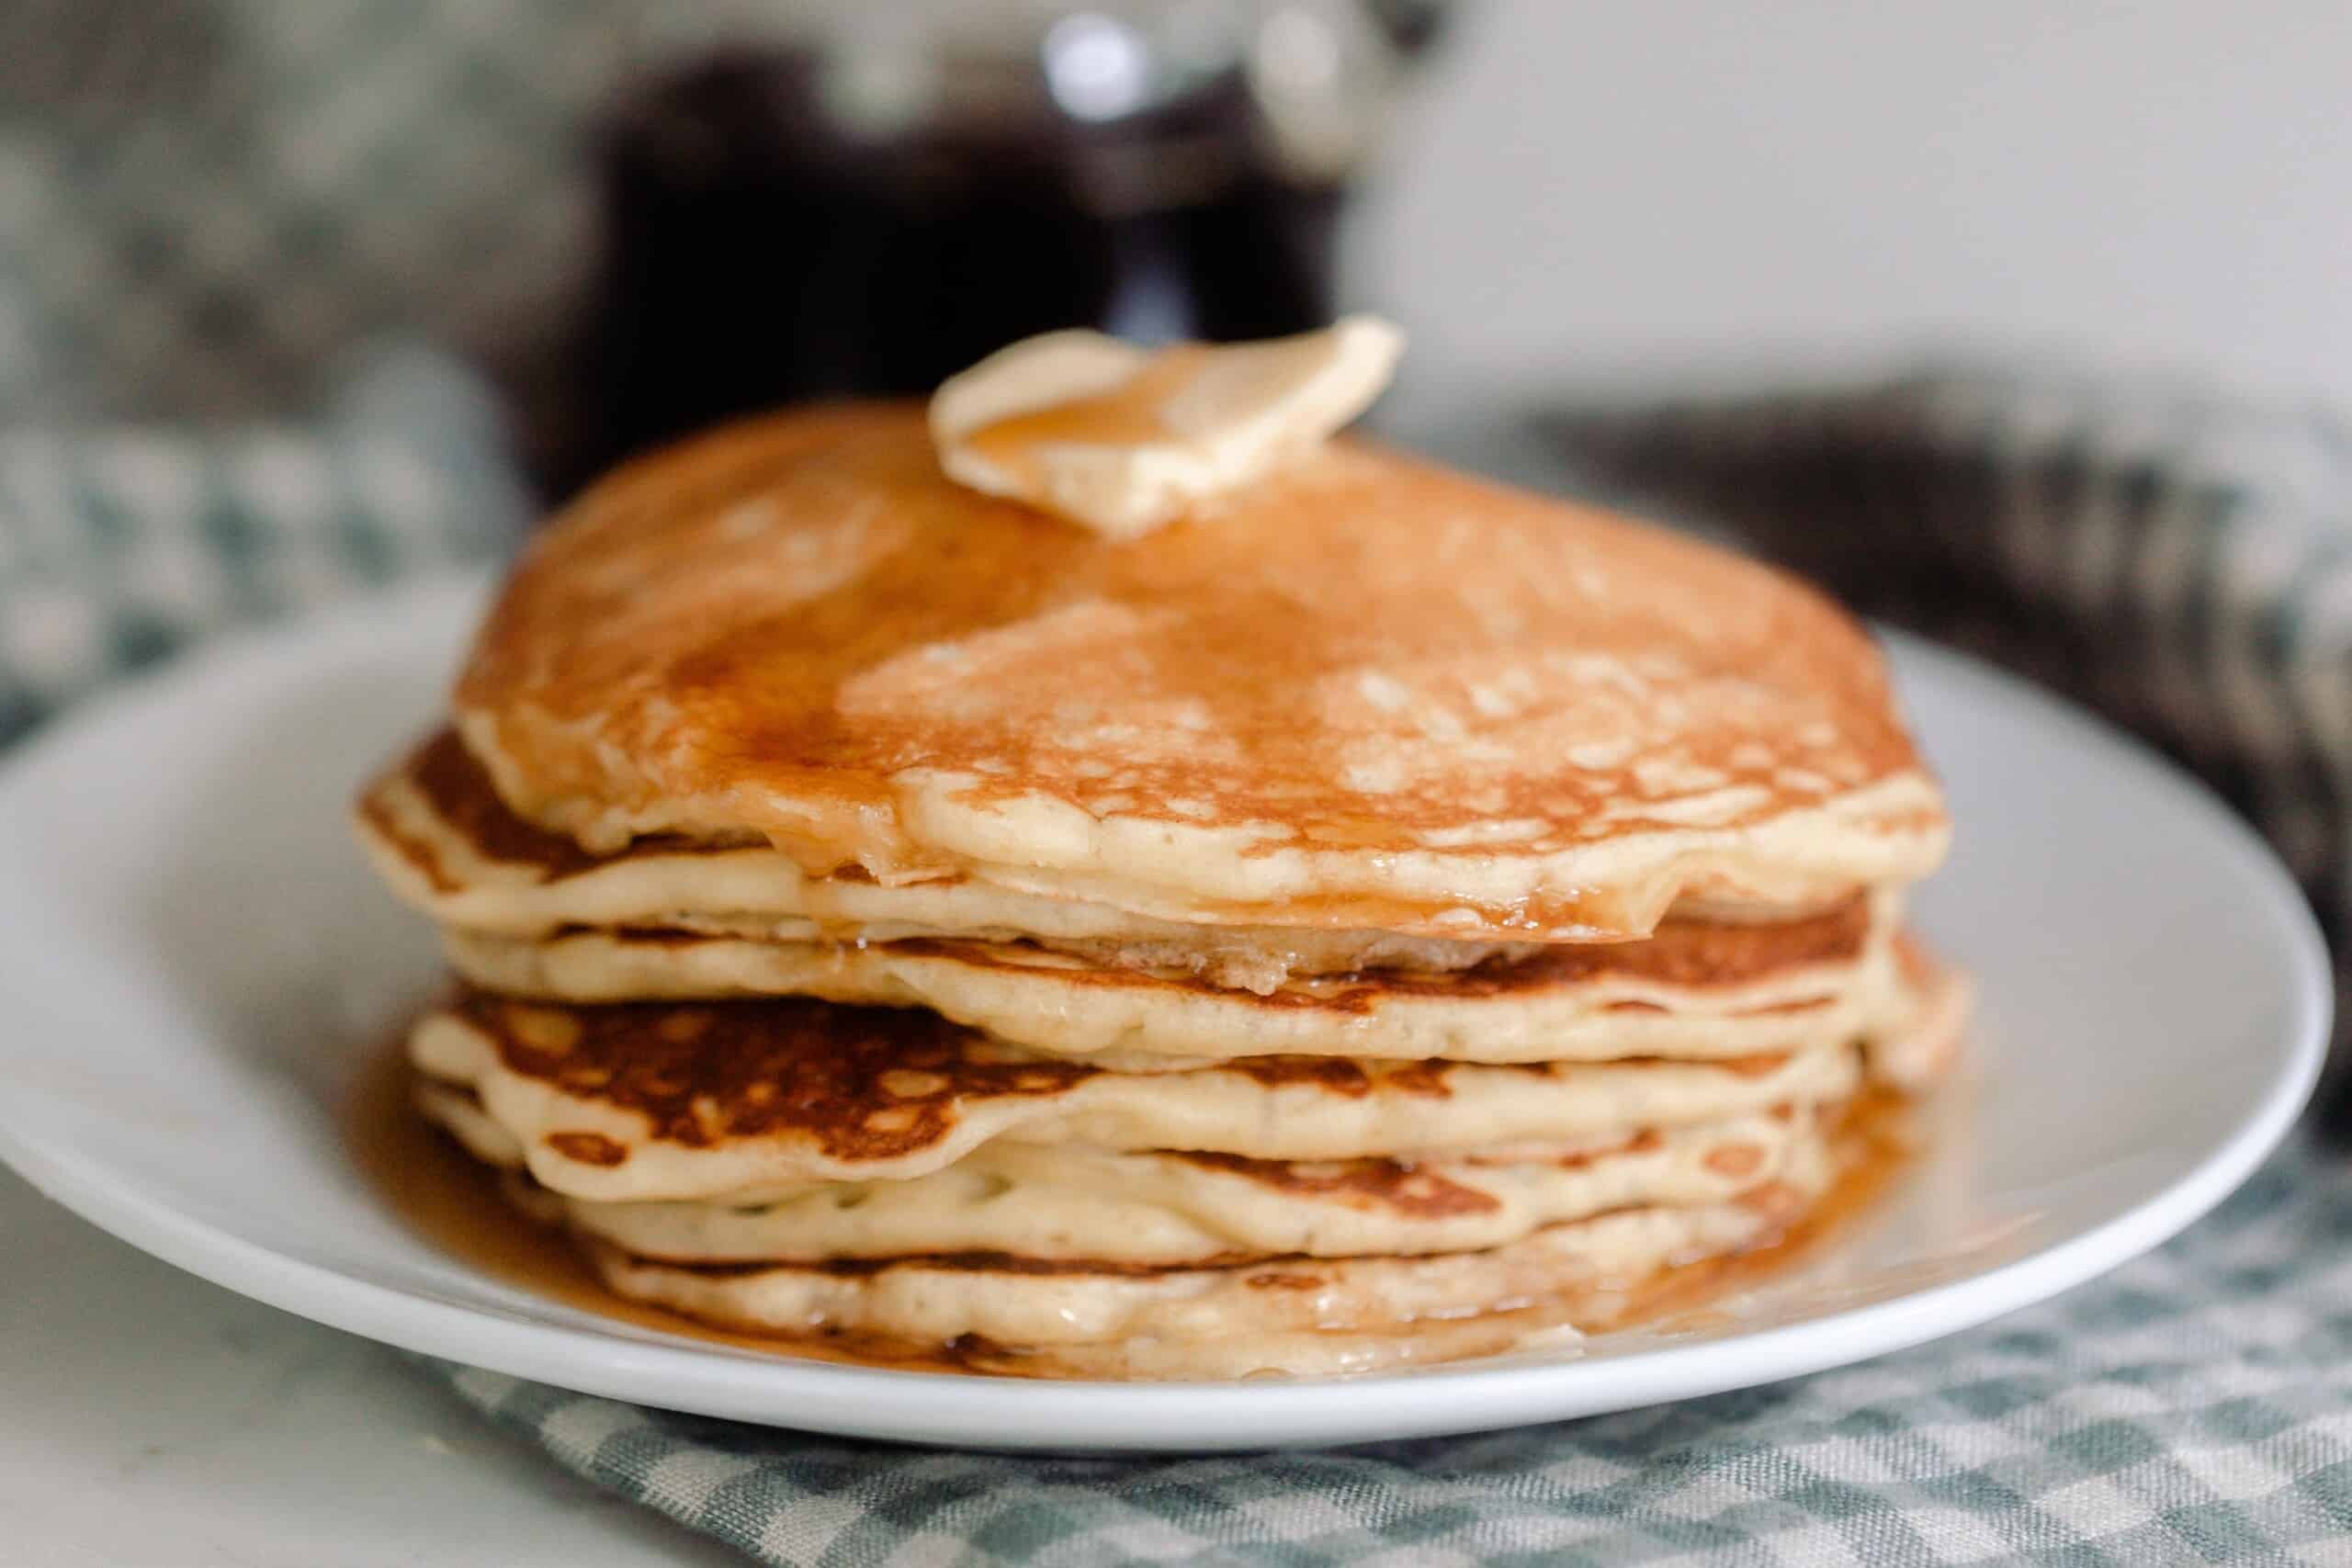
[
  {"left": 356, "top": 330, "right": 1964, "bottom": 1379},
  {"left": 345, "top": 1031, "right": 978, "bottom": 1372},
  {"left": 350, "top": 1031, "right": 1924, "bottom": 1377},
  {"left": 357, "top": 921, "right": 1947, "bottom": 1382}
]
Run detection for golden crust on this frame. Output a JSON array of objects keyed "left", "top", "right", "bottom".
[
  {"left": 451, "top": 405, "right": 1946, "bottom": 939},
  {"left": 412, "top": 985, "right": 1869, "bottom": 1200},
  {"left": 436, "top": 897, "right": 1891, "bottom": 1066}
]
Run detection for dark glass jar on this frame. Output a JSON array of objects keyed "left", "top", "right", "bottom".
[{"left": 537, "top": 2, "right": 1441, "bottom": 495}]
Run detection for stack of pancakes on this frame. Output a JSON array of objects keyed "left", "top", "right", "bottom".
[{"left": 356, "top": 404, "right": 1965, "bottom": 1379}]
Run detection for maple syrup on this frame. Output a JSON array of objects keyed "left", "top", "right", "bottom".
[
  {"left": 347, "top": 1031, "right": 1918, "bottom": 1376},
  {"left": 344, "top": 1031, "right": 971, "bottom": 1371}
]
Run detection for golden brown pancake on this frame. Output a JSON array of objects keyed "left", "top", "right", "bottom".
[
  {"left": 542, "top": 1178, "right": 1830, "bottom": 1380},
  {"left": 355, "top": 370, "right": 1968, "bottom": 1382},
  {"left": 357, "top": 728, "right": 1555, "bottom": 980},
  {"left": 418, "top": 1094, "right": 1826, "bottom": 1267},
  {"left": 450, "top": 405, "right": 1947, "bottom": 940},
  {"left": 411, "top": 987, "right": 1865, "bottom": 1202},
  {"left": 435, "top": 894, "right": 1894, "bottom": 1066}
]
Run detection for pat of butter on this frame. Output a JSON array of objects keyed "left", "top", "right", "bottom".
[{"left": 929, "top": 316, "right": 1405, "bottom": 540}]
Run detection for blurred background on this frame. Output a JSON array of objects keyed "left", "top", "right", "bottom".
[
  {"left": 10, "top": 0, "right": 2352, "bottom": 1042},
  {"left": 16, "top": 9, "right": 2352, "bottom": 1551},
  {"left": 12, "top": 0, "right": 2349, "bottom": 478},
  {"left": 1373, "top": 4, "right": 2352, "bottom": 404}
]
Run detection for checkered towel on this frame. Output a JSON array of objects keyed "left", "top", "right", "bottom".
[
  {"left": 0, "top": 342, "right": 525, "bottom": 742},
  {"left": 1546, "top": 370, "right": 2352, "bottom": 955},
  {"left": 431, "top": 1145, "right": 2352, "bottom": 1566},
  {"left": 14, "top": 361, "right": 2352, "bottom": 1564}
]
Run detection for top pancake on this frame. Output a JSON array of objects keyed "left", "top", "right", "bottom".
[{"left": 454, "top": 404, "right": 1947, "bottom": 940}]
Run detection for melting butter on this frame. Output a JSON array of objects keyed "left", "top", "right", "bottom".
[{"left": 928, "top": 316, "right": 1405, "bottom": 540}]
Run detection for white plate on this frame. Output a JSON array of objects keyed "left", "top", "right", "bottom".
[{"left": 0, "top": 576, "right": 2327, "bottom": 1452}]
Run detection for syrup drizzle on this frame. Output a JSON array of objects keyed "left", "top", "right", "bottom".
[{"left": 347, "top": 1030, "right": 1918, "bottom": 1376}]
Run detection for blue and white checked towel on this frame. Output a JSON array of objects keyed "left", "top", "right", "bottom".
[
  {"left": 8, "top": 356, "right": 2352, "bottom": 1566},
  {"left": 17, "top": 6, "right": 2352, "bottom": 1559}
]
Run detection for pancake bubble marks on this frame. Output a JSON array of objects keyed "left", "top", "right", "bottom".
[{"left": 356, "top": 322, "right": 1967, "bottom": 1379}]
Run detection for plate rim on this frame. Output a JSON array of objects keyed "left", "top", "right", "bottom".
[{"left": 0, "top": 573, "right": 2330, "bottom": 1451}]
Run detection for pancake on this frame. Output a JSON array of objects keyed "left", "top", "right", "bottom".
[
  {"left": 357, "top": 729, "right": 1547, "bottom": 988},
  {"left": 449, "top": 405, "right": 1948, "bottom": 941},
  {"left": 411, "top": 989, "right": 1864, "bottom": 1202},
  {"left": 437, "top": 892, "right": 1894, "bottom": 1065},
  {"left": 352, "top": 344, "right": 1969, "bottom": 1381},
  {"left": 1869, "top": 934, "right": 1973, "bottom": 1091},
  {"left": 419, "top": 1093, "right": 1826, "bottom": 1265},
  {"left": 540, "top": 1173, "right": 1829, "bottom": 1381}
]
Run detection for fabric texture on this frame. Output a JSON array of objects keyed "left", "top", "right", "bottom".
[
  {"left": 19, "top": 7, "right": 2351, "bottom": 1560},
  {"left": 12, "top": 355, "right": 2352, "bottom": 1562},
  {"left": 400, "top": 369, "right": 2351, "bottom": 1567},
  {"left": 432, "top": 1140, "right": 2352, "bottom": 1566},
  {"left": 0, "top": 0, "right": 755, "bottom": 421},
  {"left": 1547, "top": 371, "right": 2352, "bottom": 957},
  {"left": 0, "top": 343, "right": 526, "bottom": 744}
]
